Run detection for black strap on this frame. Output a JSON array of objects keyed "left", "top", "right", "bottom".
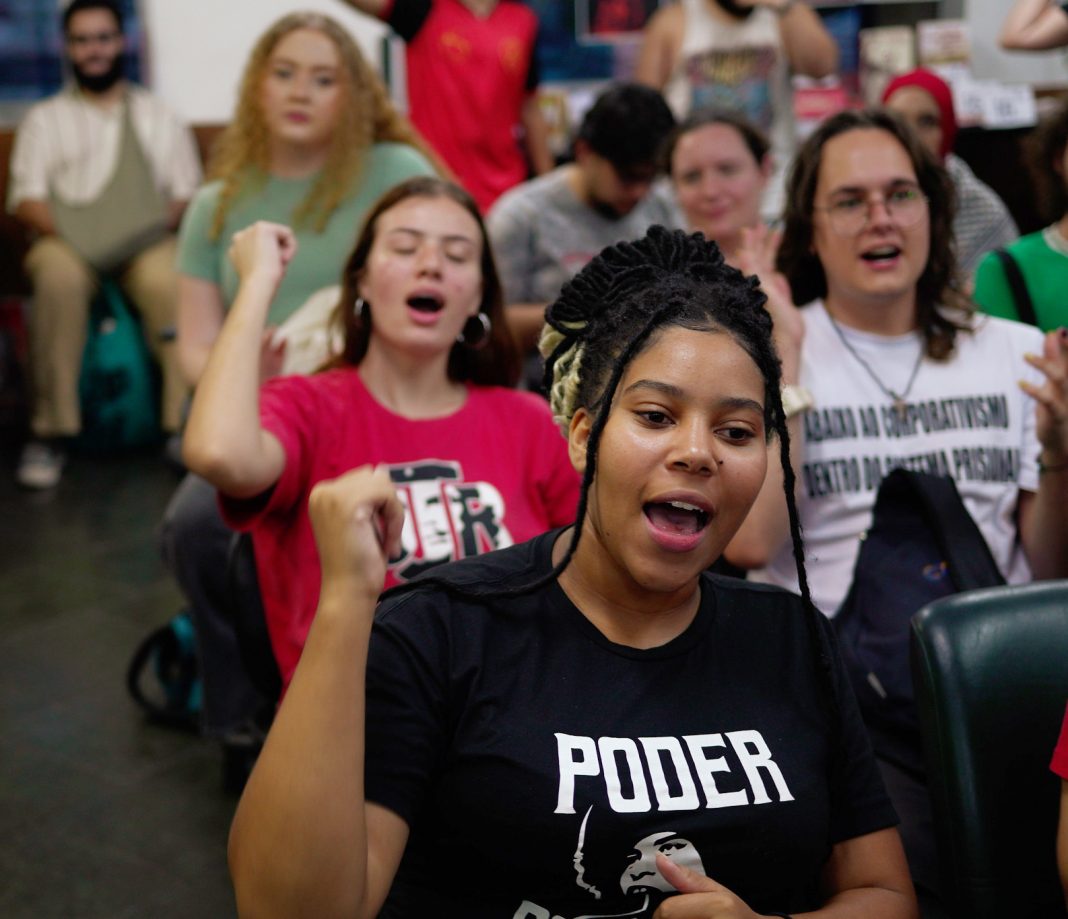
[
  {"left": 992, "top": 247, "right": 1038, "bottom": 328},
  {"left": 887, "top": 469, "right": 1005, "bottom": 592},
  {"left": 125, "top": 622, "right": 199, "bottom": 731}
]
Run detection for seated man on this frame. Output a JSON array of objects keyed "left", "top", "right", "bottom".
[
  {"left": 488, "top": 83, "right": 681, "bottom": 363},
  {"left": 8, "top": 0, "right": 201, "bottom": 488}
]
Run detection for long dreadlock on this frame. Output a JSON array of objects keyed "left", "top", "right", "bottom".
[{"left": 381, "top": 226, "right": 831, "bottom": 707}]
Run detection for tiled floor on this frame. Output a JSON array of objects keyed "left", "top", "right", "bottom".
[{"left": 0, "top": 444, "right": 238, "bottom": 918}]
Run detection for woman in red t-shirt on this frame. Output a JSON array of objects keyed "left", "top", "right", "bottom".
[{"left": 183, "top": 176, "right": 579, "bottom": 688}]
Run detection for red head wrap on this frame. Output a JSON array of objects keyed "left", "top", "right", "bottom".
[{"left": 882, "top": 68, "right": 958, "bottom": 161}]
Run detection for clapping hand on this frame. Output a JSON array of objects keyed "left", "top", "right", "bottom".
[
  {"left": 1021, "top": 328, "right": 1068, "bottom": 466},
  {"left": 736, "top": 223, "right": 804, "bottom": 379}
]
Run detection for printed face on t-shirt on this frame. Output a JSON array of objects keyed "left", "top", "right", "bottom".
[{"left": 620, "top": 831, "right": 706, "bottom": 894}]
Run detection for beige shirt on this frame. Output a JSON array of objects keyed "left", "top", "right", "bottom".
[{"left": 7, "top": 83, "right": 202, "bottom": 210}]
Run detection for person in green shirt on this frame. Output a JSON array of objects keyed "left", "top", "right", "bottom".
[
  {"left": 175, "top": 11, "right": 438, "bottom": 386},
  {"left": 973, "top": 98, "right": 1068, "bottom": 331},
  {"left": 164, "top": 12, "right": 438, "bottom": 765}
]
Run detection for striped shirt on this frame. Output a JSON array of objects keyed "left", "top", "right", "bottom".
[{"left": 6, "top": 83, "right": 202, "bottom": 211}]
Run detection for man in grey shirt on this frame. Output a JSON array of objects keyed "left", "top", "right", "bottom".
[{"left": 488, "top": 83, "right": 681, "bottom": 362}]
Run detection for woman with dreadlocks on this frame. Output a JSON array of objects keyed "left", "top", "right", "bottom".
[{"left": 227, "top": 226, "right": 916, "bottom": 919}]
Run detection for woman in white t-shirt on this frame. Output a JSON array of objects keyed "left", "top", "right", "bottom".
[{"left": 726, "top": 107, "right": 1068, "bottom": 909}]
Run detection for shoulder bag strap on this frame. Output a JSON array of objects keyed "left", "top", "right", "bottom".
[
  {"left": 992, "top": 247, "right": 1039, "bottom": 327},
  {"left": 899, "top": 470, "right": 1006, "bottom": 591}
]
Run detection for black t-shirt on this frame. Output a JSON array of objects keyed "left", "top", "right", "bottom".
[{"left": 366, "top": 530, "right": 896, "bottom": 917}]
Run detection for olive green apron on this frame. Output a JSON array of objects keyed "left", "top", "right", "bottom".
[{"left": 51, "top": 96, "right": 169, "bottom": 274}]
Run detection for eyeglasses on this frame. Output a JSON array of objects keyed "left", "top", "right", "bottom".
[
  {"left": 67, "top": 30, "right": 121, "bottom": 48},
  {"left": 813, "top": 184, "right": 928, "bottom": 236}
]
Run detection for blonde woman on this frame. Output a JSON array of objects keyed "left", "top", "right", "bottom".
[
  {"left": 163, "top": 13, "right": 436, "bottom": 755},
  {"left": 176, "top": 11, "right": 438, "bottom": 385}
]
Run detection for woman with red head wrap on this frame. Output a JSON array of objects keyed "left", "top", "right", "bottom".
[{"left": 883, "top": 68, "right": 1018, "bottom": 275}]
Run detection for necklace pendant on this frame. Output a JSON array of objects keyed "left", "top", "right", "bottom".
[{"left": 893, "top": 396, "right": 908, "bottom": 422}]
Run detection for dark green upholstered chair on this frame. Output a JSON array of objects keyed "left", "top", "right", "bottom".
[{"left": 910, "top": 581, "right": 1068, "bottom": 919}]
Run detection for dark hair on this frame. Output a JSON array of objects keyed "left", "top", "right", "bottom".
[
  {"left": 661, "top": 108, "right": 771, "bottom": 176},
  {"left": 538, "top": 227, "right": 808, "bottom": 602},
  {"left": 63, "top": 0, "right": 123, "bottom": 33},
  {"left": 384, "top": 226, "right": 834, "bottom": 715},
  {"left": 326, "top": 176, "right": 520, "bottom": 387},
  {"left": 1026, "top": 97, "right": 1068, "bottom": 223},
  {"left": 777, "top": 107, "right": 970, "bottom": 360},
  {"left": 576, "top": 83, "right": 676, "bottom": 172}
]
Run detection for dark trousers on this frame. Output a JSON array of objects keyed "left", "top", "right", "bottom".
[{"left": 159, "top": 473, "right": 268, "bottom": 738}]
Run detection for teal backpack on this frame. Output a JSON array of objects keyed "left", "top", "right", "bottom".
[{"left": 77, "top": 279, "right": 160, "bottom": 451}]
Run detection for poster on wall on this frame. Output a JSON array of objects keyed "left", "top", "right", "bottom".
[{"left": 575, "top": 0, "right": 661, "bottom": 43}]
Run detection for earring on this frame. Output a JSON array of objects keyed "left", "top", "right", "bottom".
[
  {"left": 354, "top": 296, "right": 367, "bottom": 320},
  {"left": 457, "top": 312, "right": 491, "bottom": 349}
]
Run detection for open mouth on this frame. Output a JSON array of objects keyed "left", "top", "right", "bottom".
[
  {"left": 643, "top": 500, "right": 710, "bottom": 535},
  {"left": 860, "top": 245, "right": 901, "bottom": 264},
  {"left": 407, "top": 294, "right": 444, "bottom": 314}
]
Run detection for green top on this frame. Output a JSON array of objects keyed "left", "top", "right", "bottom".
[
  {"left": 177, "top": 142, "right": 434, "bottom": 326},
  {"left": 973, "top": 227, "right": 1068, "bottom": 332}
]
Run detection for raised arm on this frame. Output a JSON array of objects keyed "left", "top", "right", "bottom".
[
  {"left": 635, "top": 4, "right": 682, "bottom": 89},
  {"left": 724, "top": 225, "right": 805, "bottom": 569},
  {"left": 774, "top": 0, "right": 839, "bottom": 78},
  {"left": 229, "top": 465, "right": 409, "bottom": 919},
  {"left": 521, "top": 94, "right": 555, "bottom": 177},
  {"left": 1017, "top": 328, "right": 1068, "bottom": 579},
  {"left": 1000, "top": 0, "right": 1068, "bottom": 51},
  {"left": 181, "top": 222, "right": 293, "bottom": 497},
  {"left": 336, "top": 0, "right": 391, "bottom": 18}
]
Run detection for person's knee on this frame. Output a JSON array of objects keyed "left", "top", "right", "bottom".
[
  {"left": 25, "top": 238, "right": 94, "bottom": 306},
  {"left": 161, "top": 474, "right": 230, "bottom": 578}
]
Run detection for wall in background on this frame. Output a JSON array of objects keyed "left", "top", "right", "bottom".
[
  {"left": 142, "top": 0, "right": 386, "bottom": 124},
  {"left": 963, "top": 0, "right": 1066, "bottom": 87}
]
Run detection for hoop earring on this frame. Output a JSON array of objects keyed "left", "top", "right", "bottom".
[
  {"left": 457, "top": 312, "right": 491, "bottom": 349},
  {"left": 354, "top": 296, "right": 367, "bottom": 320}
]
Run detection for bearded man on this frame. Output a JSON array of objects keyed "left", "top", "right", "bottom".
[{"left": 7, "top": 0, "right": 201, "bottom": 488}]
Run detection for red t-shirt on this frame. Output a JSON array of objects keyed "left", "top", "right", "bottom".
[
  {"left": 1052, "top": 701, "right": 1068, "bottom": 780},
  {"left": 222, "top": 368, "right": 579, "bottom": 687},
  {"left": 385, "top": 0, "right": 540, "bottom": 211}
]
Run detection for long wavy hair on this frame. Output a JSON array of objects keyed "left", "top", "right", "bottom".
[
  {"left": 1026, "top": 97, "right": 1068, "bottom": 223},
  {"left": 777, "top": 108, "right": 971, "bottom": 360},
  {"left": 206, "top": 12, "right": 435, "bottom": 240},
  {"left": 325, "top": 176, "right": 520, "bottom": 387}
]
